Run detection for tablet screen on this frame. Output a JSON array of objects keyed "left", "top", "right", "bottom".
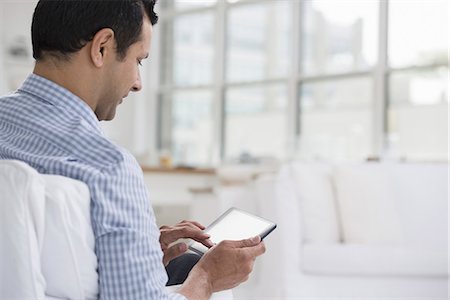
[{"left": 189, "top": 207, "right": 276, "bottom": 255}]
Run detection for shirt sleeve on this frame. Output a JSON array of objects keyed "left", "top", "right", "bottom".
[{"left": 89, "top": 155, "right": 187, "bottom": 300}]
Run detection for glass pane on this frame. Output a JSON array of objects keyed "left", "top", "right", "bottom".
[
  {"left": 389, "top": 0, "right": 448, "bottom": 68},
  {"left": 387, "top": 68, "right": 448, "bottom": 161},
  {"left": 174, "top": 0, "right": 217, "bottom": 10},
  {"left": 225, "top": 84, "right": 288, "bottom": 159},
  {"left": 163, "top": 12, "right": 214, "bottom": 86},
  {"left": 227, "top": 1, "right": 292, "bottom": 82},
  {"left": 299, "top": 77, "right": 374, "bottom": 160},
  {"left": 302, "top": 0, "right": 378, "bottom": 76},
  {"left": 162, "top": 90, "right": 214, "bottom": 166}
]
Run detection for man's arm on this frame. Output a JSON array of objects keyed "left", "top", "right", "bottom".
[
  {"left": 90, "top": 159, "right": 183, "bottom": 300},
  {"left": 177, "top": 236, "right": 266, "bottom": 300}
]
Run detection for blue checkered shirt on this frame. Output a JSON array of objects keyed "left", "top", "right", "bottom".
[{"left": 0, "top": 74, "right": 186, "bottom": 300}]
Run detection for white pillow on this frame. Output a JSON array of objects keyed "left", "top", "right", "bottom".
[
  {"left": 0, "top": 160, "right": 46, "bottom": 299},
  {"left": 387, "top": 163, "right": 448, "bottom": 248},
  {"left": 290, "top": 162, "right": 340, "bottom": 244},
  {"left": 334, "top": 164, "right": 403, "bottom": 244},
  {"left": 41, "top": 175, "right": 98, "bottom": 300}
]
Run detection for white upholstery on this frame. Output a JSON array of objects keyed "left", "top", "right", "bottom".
[
  {"left": 41, "top": 175, "right": 98, "bottom": 299},
  {"left": 253, "top": 161, "right": 448, "bottom": 299},
  {"left": 334, "top": 164, "right": 403, "bottom": 244},
  {"left": 0, "top": 160, "right": 98, "bottom": 299},
  {"left": 0, "top": 160, "right": 233, "bottom": 300},
  {"left": 0, "top": 160, "right": 47, "bottom": 299},
  {"left": 290, "top": 162, "right": 340, "bottom": 244},
  {"left": 302, "top": 244, "right": 447, "bottom": 276},
  {"left": 388, "top": 163, "right": 448, "bottom": 248}
]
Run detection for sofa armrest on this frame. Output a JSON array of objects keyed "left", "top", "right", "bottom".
[{"left": 253, "top": 166, "right": 304, "bottom": 290}]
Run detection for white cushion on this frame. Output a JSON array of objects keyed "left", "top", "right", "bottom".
[
  {"left": 387, "top": 163, "right": 448, "bottom": 248},
  {"left": 302, "top": 244, "right": 448, "bottom": 277},
  {"left": 334, "top": 164, "right": 403, "bottom": 244},
  {"left": 290, "top": 162, "right": 340, "bottom": 243},
  {"left": 0, "top": 160, "right": 98, "bottom": 299},
  {"left": 41, "top": 175, "right": 98, "bottom": 299},
  {"left": 0, "top": 160, "right": 46, "bottom": 299}
]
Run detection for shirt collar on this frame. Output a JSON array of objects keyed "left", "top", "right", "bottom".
[{"left": 18, "top": 73, "right": 101, "bottom": 132}]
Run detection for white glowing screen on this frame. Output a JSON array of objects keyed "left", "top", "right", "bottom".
[{"left": 189, "top": 208, "right": 275, "bottom": 254}]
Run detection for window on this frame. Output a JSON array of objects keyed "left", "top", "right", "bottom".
[
  {"left": 387, "top": 0, "right": 448, "bottom": 161},
  {"left": 159, "top": 3, "right": 216, "bottom": 166},
  {"left": 224, "top": 1, "right": 291, "bottom": 159},
  {"left": 159, "top": 0, "right": 292, "bottom": 165},
  {"left": 158, "top": 0, "right": 449, "bottom": 166},
  {"left": 299, "top": 0, "right": 379, "bottom": 160},
  {"left": 302, "top": 0, "right": 379, "bottom": 75},
  {"left": 300, "top": 77, "right": 373, "bottom": 160},
  {"left": 165, "top": 12, "right": 215, "bottom": 86},
  {"left": 172, "top": 0, "right": 217, "bottom": 11},
  {"left": 227, "top": 1, "right": 291, "bottom": 82},
  {"left": 166, "top": 90, "right": 214, "bottom": 166},
  {"left": 225, "top": 84, "right": 288, "bottom": 159}
]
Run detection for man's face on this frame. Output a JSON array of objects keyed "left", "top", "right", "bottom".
[{"left": 96, "top": 18, "right": 152, "bottom": 121}]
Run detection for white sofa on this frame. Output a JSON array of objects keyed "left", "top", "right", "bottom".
[
  {"left": 253, "top": 161, "right": 448, "bottom": 299},
  {"left": 0, "top": 160, "right": 232, "bottom": 300}
]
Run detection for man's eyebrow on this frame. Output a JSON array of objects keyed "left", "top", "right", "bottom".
[{"left": 143, "top": 53, "right": 149, "bottom": 59}]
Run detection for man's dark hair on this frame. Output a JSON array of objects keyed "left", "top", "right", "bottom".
[{"left": 32, "top": 0, "right": 158, "bottom": 61}]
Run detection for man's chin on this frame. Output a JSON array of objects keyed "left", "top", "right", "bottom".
[
  {"left": 96, "top": 108, "right": 117, "bottom": 121},
  {"left": 102, "top": 115, "right": 115, "bottom": 121}
]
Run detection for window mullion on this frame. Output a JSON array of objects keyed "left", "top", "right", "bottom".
[
  {"left": 290, "top": 0, "right": 302, "bottom": 158},
  {"left": 374, "top": 0, "right": 389, "bottom": 159},
  {"left": 156, "top": 17, "right": 174, "bottom": 155},
  {"left": 212, "top": 0, "right": 227, "bottom": 164}
]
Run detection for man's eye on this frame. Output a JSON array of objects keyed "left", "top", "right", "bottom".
[{"left": 138, "top": 60, "right": 143, "bottom": 66}]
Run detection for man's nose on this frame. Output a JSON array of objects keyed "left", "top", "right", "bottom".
[{"left": 131, "top": 72, "right": 142, "bottom": 92}]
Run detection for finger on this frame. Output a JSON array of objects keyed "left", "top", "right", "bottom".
[
  {"left": 177, "top": 221, "right": 207, "bottom": 233},
  {"left": 161, "top": 227, "right": 211, "bottom": 245},
  {"left": 180, "top": 220, "right": 207, "bottom": 230},
  {"left": 231, "top": 235, "right": 261, "bottom": 248},
  {"left": 199, "top": 238, "right": 214, "bottom": 248},
  {"left": 162, "top": 242, "right": 188, "bottom": 266}
]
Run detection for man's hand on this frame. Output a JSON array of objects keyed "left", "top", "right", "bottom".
[
  {"left": 178, "top": 236, "right": 266, "bottom": 300},
  {"left": 159, "top": 220, "right": 213, "bottom": 266}
]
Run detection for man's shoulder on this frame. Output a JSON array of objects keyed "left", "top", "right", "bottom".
[
  {"left": 0, "top": 92, "right": 124, "bottom": 173},
  {"left": 54, "top": 125, "right": 126, "bottom": 175}
]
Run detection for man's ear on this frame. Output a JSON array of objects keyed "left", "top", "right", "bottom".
[{"left": 90, "top": 28, "right": 115, "bottom": 68}]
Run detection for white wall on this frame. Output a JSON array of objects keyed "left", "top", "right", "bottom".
[
  {"left": 0, "top": 4, "right": 6, "bottom": 95},
  {"left": 0, "top": 1, "right": 36, "bottom": 93}
]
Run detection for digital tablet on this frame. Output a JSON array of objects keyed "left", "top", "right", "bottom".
[{"left": 188, "top": 207, "right": 277, "bottom": 255}]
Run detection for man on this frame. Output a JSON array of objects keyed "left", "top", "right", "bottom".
[{"left": 0, "top": 1, "right": 265, "bottom": 299}]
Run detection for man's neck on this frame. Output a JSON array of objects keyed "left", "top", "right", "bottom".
[{"left": 33, "top": 57, "right": 99, "bottom": 112}]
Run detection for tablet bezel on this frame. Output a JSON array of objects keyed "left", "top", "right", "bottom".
[{"left": 188, "top": 207, "right": 277, "bottom": 256}]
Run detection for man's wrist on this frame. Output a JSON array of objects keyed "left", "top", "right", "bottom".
[{"left": 177, "top": 265, "right": 212, "bottom": 300}]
